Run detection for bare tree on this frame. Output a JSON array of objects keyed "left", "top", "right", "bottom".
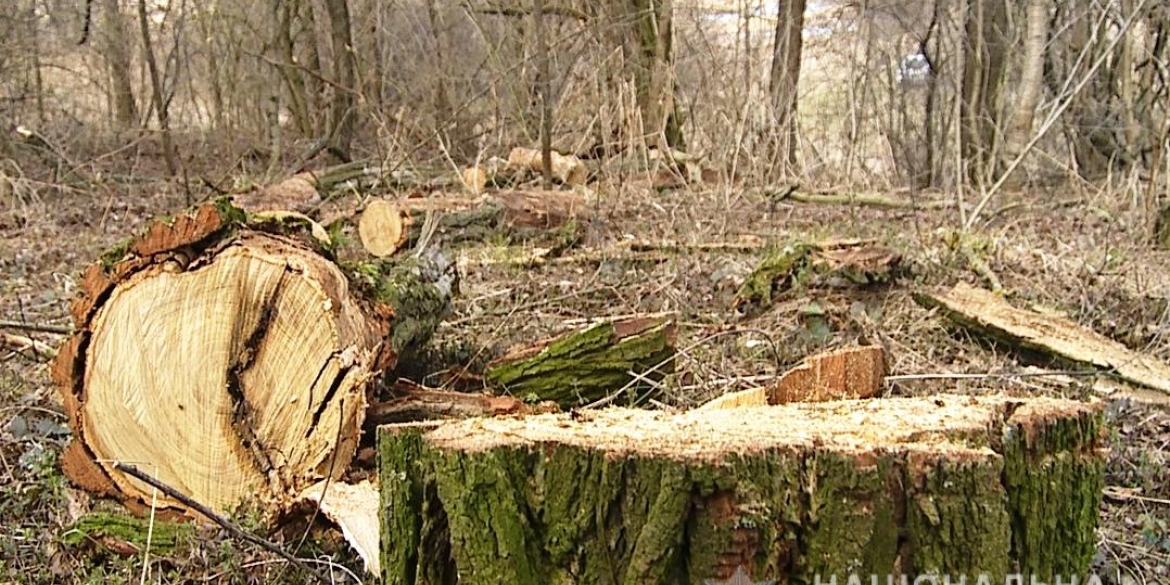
[
  {"left": 137, "top": 0, "right": 181, "bottom": 185},
  {"left": 959, "top": 0, "right": 1009, "bottom": 185},
  {"left": 769, "top": 0, "right": 807, "bottom": 173},
  {"left": 627, "top": 0, "right": 684, "bottom": 149},
  {"left": 101, "top": 0, "right": 138, "bottom": 127},
  {"left": 1005, "top": 0, "right": 1050, "bottom": 160},
  {"left": 323, "top": 0, "right": 357, "bottom": 156}
]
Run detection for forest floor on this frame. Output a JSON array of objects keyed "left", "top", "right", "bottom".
[{"left": 1, "top": 135, "right": 1169, "bottom": 583}]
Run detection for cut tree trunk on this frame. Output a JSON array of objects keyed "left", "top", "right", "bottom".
[
  {"left": 484, "top": 313, "right": 676, "bottom": 407},
  {"left": 51, "top": 200, "right": 456, "bottom": 515},
  {"left": 378, "top": 395, "right": 1104, "bottom": 584}
]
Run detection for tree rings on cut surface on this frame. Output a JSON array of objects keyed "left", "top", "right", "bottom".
[
  {"left": 358, "top": 199, "right": 407, "bottom": 257},
  {"left": 52, "top": 202, "right": 395, "bottom": 515}
]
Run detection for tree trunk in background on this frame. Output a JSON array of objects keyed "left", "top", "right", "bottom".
[
  {"left": 918, "top": 0, "right": 941, "bottom": 189},
  {"left": 628, "top": 0, "right": 684, "bottom": 150},
  {"left": 275, "top": 0, "right": 313, "bottom": 137},
  {"left": 302, "top": 0, "right": 327, "bottom": 135},
  {"left": 534, "top": 0, "right": 554, "bottom": 187},
  {"left": 324, "top": 0, "right": 357, "bottom": 155},
  {"left": 1054, "top": 7, "right": 1113, "bottom": 178},
  {"left": 101, "top": 0, "right": 138, "bottom": 127},
  {"left": 769, "top": 0, "right": 806, "bottom": 174},
  {"left": 137, "top": 0, "right": 180, "bottom": 183},
  {"left": 427, "top": 0, "right": 454, "bottom": 146},
  {"left": 960, "top": 0, "right": 1009, "bottom": 185},
  {"left": 1005, "top": 0, "right": 1050, "bottom": 160}
]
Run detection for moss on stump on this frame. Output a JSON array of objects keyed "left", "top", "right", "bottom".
[{"left": 378, "top": 395, "right": 1104, "bottom": 585}]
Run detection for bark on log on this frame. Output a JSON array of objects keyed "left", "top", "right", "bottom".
[
  {"left": 396, "top": 190, "right": 587, "bottom": 249},
  {"left": 734, "top": 240, "right": 903, "bottom": 315},
  {"left": 484, "top": 313, "right": 677, "bottom": 407},
  {"left": 379, "top": 395, "right": 1104, "bottom": 585},
  {"left": 51, "top": 200, "right": 456, "bottom": 515}
]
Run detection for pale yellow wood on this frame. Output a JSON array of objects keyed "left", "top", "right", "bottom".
[
  {"left": 358, "top": 199, "right": 406, "bottom": 258},
  {"left": 300, "top": 479, "right": 381, "bottom": 575},
  {"left": 82, "top": 240, "right": 374, "bottom": 512}
]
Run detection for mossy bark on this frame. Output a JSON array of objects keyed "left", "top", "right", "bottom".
[
  {"left": 734, "top": 240, "right": 902, "bottom": 315},
  {"left": 484, "top": 314, "right": 676, "bottom": 407},
  {"left": 62, "top": 511, "right": 195, "bottom": 555},
  {"left": 378, "top": 397, "right": 1104, "bottom": 585}
]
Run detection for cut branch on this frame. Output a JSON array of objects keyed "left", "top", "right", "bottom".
[{"left": 485, "top": 313, "right": 677, "bottom": 406}]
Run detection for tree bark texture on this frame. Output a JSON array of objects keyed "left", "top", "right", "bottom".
[
  {"left": 378, "top": 396, "right": 1104, "bottom": 585},
  {"left": 769, "top": 0, "right": 807, "bottom": 172},
  {"left": 101, "top": 0, "right": 138, "bottom": 127},
  {"left": 960, "top": 0, "right": 1010, "bottom": 185}
]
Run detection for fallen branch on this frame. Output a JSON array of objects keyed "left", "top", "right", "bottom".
[
  {"left": 734, "top": 239, "right": 903, "bottom": 315},
  {"left": 0, "top": 319, "right": 72, "bottom": 335},
  {"left": 112, "top": 463, "right": 336, "bottom": 584},
  {"left": 485, "top": 313, "right": 677, "bottom": 407},
  {"left": 367, "top": 385, "right": 536, "bottom": 425},
  {"left": 760, "top": 186, "right": 956, "bottom": 210},
  {"left": 1, "top": 331, "right": 56, "bottom": 356}
]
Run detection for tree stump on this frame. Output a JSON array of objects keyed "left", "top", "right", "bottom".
[
  {"left": 52, "top": 200, "right": 456, "bottom": 515},
  {"left": 378, "top": 396, "right": 1104, "bottom": 585}
]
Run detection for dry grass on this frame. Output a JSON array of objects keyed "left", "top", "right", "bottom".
[{"left": 1, "top": 135, "right": 1169, "bottom": 583}]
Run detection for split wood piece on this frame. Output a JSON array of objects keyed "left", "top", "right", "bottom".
[
  {"left": 734, "top": 240, "right": 903, "bottom": 315},
  {"left": 485, "top": 313, "right": 677, "bottom": 407},
  {"left": 699, "top": 345, "right": 886, "bottom": 410},
  {"left": 378, "top": 395, "right": 1105, "bottom": 585},
  {"left": 506, "top": 147, "right": 588, "bottom": 185},
  {"left": 358, "top": 199, "right": 407, "bottom": 257},
  {"left": 299, "top": 480, "right": 381, "bottom": 574},
  {"left": 915, "top": 282, "right": 1170, "bottom": 396},
  {"left": 51, "top": 200, "right": 457, "bottom": 516}
]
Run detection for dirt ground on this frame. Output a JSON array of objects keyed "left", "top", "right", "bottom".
[{"left": 2, "top": 139, "right": 1169, "bottom": 583}]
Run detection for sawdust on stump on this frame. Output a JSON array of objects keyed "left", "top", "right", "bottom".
[{"left": 379, "top": 395, "right": 1104, "bottom": 584}]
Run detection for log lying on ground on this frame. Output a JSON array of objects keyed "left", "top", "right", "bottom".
[
  {"left": 505, "top": 147, "right": 588, "bottom": 185},
  {"left": 232, "top": 160, "right": 459, "bottom": 213},
  {"left": 758, "top": 185, "right": 957, "bottom": 210},
  {"left": 915, "top": 282, "right": 1170, "bottom": 396},
  {"left": 699, "top": 345, "right": 887, "bottom": 409},
  {"left": 734, "top": 239, "right": 903, "bottom": 315},
  {"left": 379, "top": 395, "right": 1104, "bottom": 585},
  {"left": 484, "top": 313, "right": 676, "bottom": 407},
  {"left": 396, "top": 190, "right": 587, "bottom": 249},
  {"left": 51, "top": 200, "right": 456, "bottom": 515}
]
